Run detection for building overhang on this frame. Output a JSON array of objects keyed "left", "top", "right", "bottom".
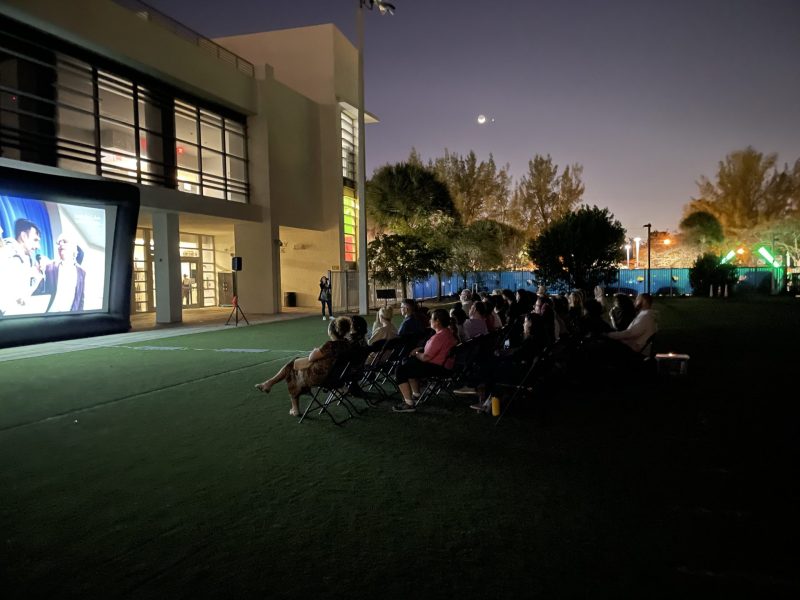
[{"left": 338, "top": 101, "right": 379, "bottom": 124}]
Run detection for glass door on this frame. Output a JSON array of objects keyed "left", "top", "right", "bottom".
[{"left": 180, "top": 259, "right": 200, "bottom": 307}]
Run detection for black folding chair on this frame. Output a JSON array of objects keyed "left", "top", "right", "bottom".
[
  {"left": 493, "top": 351, "right": 550, "bottom": 425},
  {"left": 298, "top": 353, "right": 361, "bottom": 425},
  {"left": 361, "top": 333, "right": 425, "bottom": 397},
  {"left": 415, "top": 338, "right": 483, "bottom": 406}
]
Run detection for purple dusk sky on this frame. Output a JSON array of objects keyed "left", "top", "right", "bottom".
[{"left": 145, "top": 0, "right": 800, "bottom": 235}]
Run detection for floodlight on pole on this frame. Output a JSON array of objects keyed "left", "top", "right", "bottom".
[
  {"left": 757, "top": 246, "right": 779, "bottom": 267},
  {"left": 624, "top": 243, "right": 631, "bottom": 268},
  {"left": 720, "top": 250, "right": 736, "bottom": 265},
  {"left": 633, "top": 237, "right": 641, "bottom": 268},
  {"left": 356, "top": 1, "right": 395, "bottom": 315}
]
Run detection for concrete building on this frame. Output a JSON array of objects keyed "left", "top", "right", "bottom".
[{"left": 0, "top": 0, "right": 373, "bottom": 323}]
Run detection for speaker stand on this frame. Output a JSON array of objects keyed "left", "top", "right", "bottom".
[
  {"left": 225, "top": 272, "right": 249, "bottom": 326},
  {"left": 226, "top": 299, "right": 249, "bottom": 327}
]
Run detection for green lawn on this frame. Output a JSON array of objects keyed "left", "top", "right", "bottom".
[{"left": 0, "top": 297, "right": 798, "bottom": 598}]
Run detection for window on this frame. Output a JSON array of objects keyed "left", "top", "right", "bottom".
[
  {"left": 341, "top": 111, "right": 357, "bottom": 182},
  {"left": 174, "top": 100, "right": 249, "bottom": 202},
  {"left": 0, "top": 15, "right": 248, "bottom": 201},
  {"left": 343, "top": 188, "right": 358, "bottom": 263}
]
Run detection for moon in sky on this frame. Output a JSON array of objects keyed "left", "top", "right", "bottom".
[{"left": 477, "top": 114, "right": 486, "bottom": 124}]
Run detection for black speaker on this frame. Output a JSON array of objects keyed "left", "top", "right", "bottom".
[{"left": 232, "top": 256, "right": 242, "bottom": 271}]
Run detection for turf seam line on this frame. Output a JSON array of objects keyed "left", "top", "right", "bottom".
[{"left": 0, "top": 354, "right": 296, "bottom": 434}]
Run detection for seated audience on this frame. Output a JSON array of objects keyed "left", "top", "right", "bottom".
[
  {"left": 393, "top": 309, "right": 457, "bottom": 413},
  {"left": 593, "top": 285, "right": 607, "bottom": 311},
  {"left": 607, "top": 293, "right": 657, "bottom": 354},
  {"left": 609, "top": 293, "right": 636, "bottom": 332},
  {"left": 348, "top": 315, "right": 369, "bottom": 347},
  {"left": 464, "top": 301, "right": 489, "bottom": 340},
  {"left": 449, "top": 305, "right": 468, "bottom": 342},
  {"left": 255, "top": 316, "right": 353, "bottom": 417},
  {"left": 398, "top": 298, "right": 423, "bottom": 337},
  {"left": 369, "top": 306, "right": 397, "bottom": 345},
  {"left": 459, "top": 288, "right": 474, "bottom": 314},
  {"left": 580, "top": 298, "right": 613, "bottom": 337},
  {"left": 469, "top": 312, "right": 550, "bottom": 413}
]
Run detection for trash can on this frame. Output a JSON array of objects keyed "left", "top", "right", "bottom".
[{"left": 284, "top": 291, "right": 296, "bottom": 307}]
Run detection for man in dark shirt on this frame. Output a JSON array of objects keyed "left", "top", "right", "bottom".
[{"left": 397, "top": 298, "right": 423, "bottom": 336}]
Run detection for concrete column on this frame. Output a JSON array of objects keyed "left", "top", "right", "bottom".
[
  {"left": 152, "top": 211, "right": 182, "bottom": 323},
  {"left": 233, "top": 219, "right": 278, "bottom": 314}
]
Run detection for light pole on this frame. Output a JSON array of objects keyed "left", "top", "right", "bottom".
[
  {"left": 624, "top": 243, "right": 631, "bottom": 268},
  {"left": 643, "top": 223, "right": 652, "bottom": 294},
  {"left": 356, "top": 1, "right": 395, "bottom": 315},
  {"left": 633, "top": 237, "right": 641, "bottom": 269}
]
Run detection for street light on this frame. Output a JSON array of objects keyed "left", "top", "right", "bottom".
[
  {"left": 356, "top": 1, "right": 395, "bottom": 314},
  {"left": 633, "top": 237, "right": 641, "bottom": 268},
  {"left": 643, "top": 223, "right": 652, "bottom": 294},
  {"left": 624, "top": 243, "right": 631, "bottom": 268}
]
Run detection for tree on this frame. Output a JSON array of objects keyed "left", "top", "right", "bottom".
[
  {"left": 679, "top": 210, "right": 724, "bottom": 251},
  {"left": 512, "top": 154, "right": 584, "bottom": 239},
  {"left": 749, "top": 215, "right": 800, "bottom": 268},
  {"left": 448, "top": 219, "right": 508, "bottom": 288},
  {"left": 688, "top": 253, "right": 738, "bottom": 297},
  {"left": 429, "top": 149, "right": 511, "bottom": 225},
  {"left": 527, "top": 206, "right": 625, "bottom": 293},
  {"left": 367, "top": 234, "right": 446, "bottom": 298},
  {"left": 686, "top": 147, "right": 797, "bottom": 232},
  {"left": 366, "top": 163, "right": 457, "bottom": 235}
]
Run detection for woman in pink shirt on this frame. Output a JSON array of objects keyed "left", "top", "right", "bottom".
[{"left": 393, "top": 308, "right": 457, "bottom": 413}]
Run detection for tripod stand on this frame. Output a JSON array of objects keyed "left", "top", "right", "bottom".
[{"left": 225, "top": 272, "right": 249, "bottom": 326}]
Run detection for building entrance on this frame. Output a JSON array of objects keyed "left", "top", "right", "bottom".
[{"left": 180, "top": 260, "right": 201, "bottom": 307}]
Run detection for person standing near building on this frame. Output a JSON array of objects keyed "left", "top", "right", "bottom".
[
  {"left": 182, "top": 274, "right": 192, "bottom": 306},
  {"left": 319, "top": 275, "right": 333, "bottom": 320}
]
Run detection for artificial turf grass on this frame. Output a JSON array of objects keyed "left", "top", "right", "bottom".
[
  {"left": 0, "top": 373, "right": 666, "bottom": 598},
  {"left": 1, "top": 298, "right": 799, "bottom": 598}
]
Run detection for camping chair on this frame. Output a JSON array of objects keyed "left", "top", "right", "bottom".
[{"left": 298, "top": 353, "right": 361, "bottom": 425}]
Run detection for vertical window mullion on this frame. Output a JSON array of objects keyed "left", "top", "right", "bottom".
[
  {"left": 195, "top": 105, "right": 202, "bottom": 195},
  {"left": 133, "top": 85, "right": 141, "bottom": 184},
  {"left": 221, "top": 120, "right": 228, "bottom": 200},
  {"left": 91, "top": 66, "right": 101, "bottom": 175}
]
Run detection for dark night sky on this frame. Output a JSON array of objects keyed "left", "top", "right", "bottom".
[{"left": 144, "top": 0, "right": 800, "bottom": 235}]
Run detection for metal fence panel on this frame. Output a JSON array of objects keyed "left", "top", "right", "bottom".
[{"left": 367, "top": 266, "right": 784, "bottom": 306}]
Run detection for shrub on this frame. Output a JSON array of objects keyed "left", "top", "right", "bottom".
[{"left": 689, "top": 253, "right": 738, "bottom": 296}]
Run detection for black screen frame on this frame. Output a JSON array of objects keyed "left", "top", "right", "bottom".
[{"left": 0, "top": 166, "right": 139, "bottom": 349}]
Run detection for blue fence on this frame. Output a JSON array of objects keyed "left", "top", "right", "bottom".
[{"left": 409, "top": 267, "right": 782, "bottom": 300}]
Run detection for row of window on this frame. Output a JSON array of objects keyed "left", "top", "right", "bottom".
[{"left": 0, "top": 18, "right": 249, "bottom": 203}]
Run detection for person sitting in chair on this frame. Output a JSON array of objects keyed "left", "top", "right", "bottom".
[
  {"left": 392, "top": 308, "right": 457, "bottom": 413},
  {"left": 606, "top": 293, "right": 657, "bottom": 355},
  {"left": 254, "top": 316, "right": 352, "bottom": 417}
]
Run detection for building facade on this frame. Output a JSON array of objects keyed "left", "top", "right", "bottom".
[{"left": 0, "top": 0, "right": 370, "bottom": 323}]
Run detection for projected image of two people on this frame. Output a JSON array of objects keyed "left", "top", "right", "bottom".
[{"left": 0, "top": 195, "right": 106, "bottom": 317}]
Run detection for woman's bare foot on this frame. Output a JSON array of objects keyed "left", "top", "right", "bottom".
[{"left": 254, "top": 381, "right": 272, "bottom": 393}]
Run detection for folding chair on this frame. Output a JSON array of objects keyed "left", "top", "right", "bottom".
[
  {"left": 361, "top": 333, "right": 424, "bottom": 398},
  {"left": 298, "top": 353, "right": 361, "bottom": 425},
  {"left": 494, "top": 351, "right": 549, "bottom": 425},
  {"left": 415, "top": 338, "right": 483, "bottom": 406}
]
